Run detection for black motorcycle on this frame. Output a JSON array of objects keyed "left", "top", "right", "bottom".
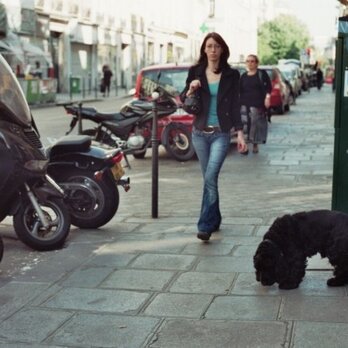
[
  {"left": 47, "top": 135, "right": 130, "bottom": 229},
  {"left": 0, "top": 54, "right": 70, "bottom": 251},
  {"left": 61, "top": 86, "right": 195, "bottom": 162}
]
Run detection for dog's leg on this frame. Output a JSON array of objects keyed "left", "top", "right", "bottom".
[
  {"left": 278, "top": 256, "right": 306, "bottom": 290},
  {"left": 327, "top": 263, "right": 348, "bottom": 287}
]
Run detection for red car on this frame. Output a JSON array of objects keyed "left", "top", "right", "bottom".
[
  {"left": 134, "top": 62, "right": 244, "bottom": 158},
  {"left": 134, "top": 63, "right": 195, "bottom": 161}
]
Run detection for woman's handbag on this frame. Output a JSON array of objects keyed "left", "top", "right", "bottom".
[{"left": 182, "top": 92, "right": 201, "bottom": 115}]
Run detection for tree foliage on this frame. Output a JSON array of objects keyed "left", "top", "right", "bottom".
[{"left": 258, "top": 14, "right": 310, "bottom": 65}]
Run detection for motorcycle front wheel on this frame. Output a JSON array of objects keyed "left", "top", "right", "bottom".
[
  {"left": 13, "top": 197, "right": 70, "bottom": 251},
  {"left": 162, "top": 123, "right": 195, "bottom": 161},
  {"left": 60, "top": 169, "right": 119, "bottom": 229}
]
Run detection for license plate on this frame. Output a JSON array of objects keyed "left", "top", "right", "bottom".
[{"left": 111, "top": 163, "right": 125, "bottom": 180}]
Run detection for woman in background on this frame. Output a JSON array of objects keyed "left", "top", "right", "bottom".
[{"left": 239, "top": 54, "right": 272, "bottom": 154}]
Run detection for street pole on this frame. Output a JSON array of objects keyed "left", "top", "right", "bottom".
[{"left": 151, "top": 91, "right": 160, "bottom": 218}]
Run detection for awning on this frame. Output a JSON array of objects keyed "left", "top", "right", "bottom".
[
  {"left": 0, "top": 39, "right": 24, "bottom": 63},
  {"left": 0, "top": 31, "right": 52, "bottom": 65},
  {"left": 22, "top": 41, "right": 52, "bottom": 65}
]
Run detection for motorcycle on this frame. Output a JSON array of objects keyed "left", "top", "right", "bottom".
[
  {"left": 61, "top": 86, "right": 195, "bottom": 162},
  {"left": 0, "top": 54, "right": 70, "bottom": 251},
  {"left": 46, "top": 134, "right": 130, "bottom": 229}
]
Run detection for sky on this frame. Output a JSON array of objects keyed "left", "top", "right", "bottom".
[{"left": 280, "top": 0, "right": 339, "bottom": 41}]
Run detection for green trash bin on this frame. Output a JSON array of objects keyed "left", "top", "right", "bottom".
[
  {"left": 70, "top": 76, "right": 81, "bottom": 94},
  {"left": 26, "top": 79, "right": 40, "bottom": 104}
]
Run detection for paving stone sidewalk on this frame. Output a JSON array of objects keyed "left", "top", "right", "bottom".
[{"left": 0, "top": 85, "right": 343, "bottom": 348}]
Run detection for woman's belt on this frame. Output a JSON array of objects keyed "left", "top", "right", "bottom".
[{"left": 202, "top": 126, "right": 221, "bottom": 133}]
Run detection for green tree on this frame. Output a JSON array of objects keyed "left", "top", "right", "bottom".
[{"left": 258, "top": 14, "right": 310, "bottom": 65}]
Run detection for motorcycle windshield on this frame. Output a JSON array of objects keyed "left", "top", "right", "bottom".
[{"left": 0, "top": 54, "right": 32, "bottom": 127}]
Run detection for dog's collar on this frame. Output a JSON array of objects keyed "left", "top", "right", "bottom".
[{"left": 263, "top": 239, "right": 284, "bottom": 257}]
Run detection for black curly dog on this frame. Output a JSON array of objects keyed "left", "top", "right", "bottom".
[{"left": 253, "top": 210, "right": 348, "bottom": 290}]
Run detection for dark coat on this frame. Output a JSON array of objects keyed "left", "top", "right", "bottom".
[
  {"left": 103, "top": 69, "right": 113, "bottom": 85},
  {"left": 180, "top": 64, "right": 242, "bottom": 132}
]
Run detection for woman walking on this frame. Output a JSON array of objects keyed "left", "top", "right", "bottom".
[
  {"left": 181, "top": 32, "right": 246, "bottom": 241},
  {"left": 239, "top": 54, "right": 272, "bottom": 154}
]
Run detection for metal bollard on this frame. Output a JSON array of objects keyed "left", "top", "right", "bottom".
[{"left": 151, "top": 91, "right": 160, "bottom": 218}]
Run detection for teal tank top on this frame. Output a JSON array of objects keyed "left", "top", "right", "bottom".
[{"left": 207, "top": 81, "right": 220, "bottom": 126}]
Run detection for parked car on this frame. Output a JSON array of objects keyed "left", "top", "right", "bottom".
[
  {"left": 299, "top": 69, "right": 310, "bottom": 92},
  {"left": 133, "top": 62, "right": 246, "bottom": 146},
  {"left": 133, "top": 63, "right": 195, "bottom": 161},
  {"left": 134, "top": 62, "right": 193, "bottom": 123},
  {"left": 259, "top": 65, "right": 291, "bottom": 115},
  {"left": 278, "top": 65, "right": 302, "bottom": 97}
]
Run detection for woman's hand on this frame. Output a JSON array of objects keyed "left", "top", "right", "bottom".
[
  {"left": 264, "top": 94, "right": 271, "bottom": 109},
  {"left": 186, "top": 79, "right": 201, "bottom": 96},
  {"left": 237, "top": 130, "right": 248, "bottom": 153}
]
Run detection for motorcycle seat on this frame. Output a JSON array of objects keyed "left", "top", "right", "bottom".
[
  {"left": 93, "top": 112, "right": 125, "bottom": 122},
  {"left": 80, "top": 107, "right": 98, "bottom": 115},
  {"left": 48, "top": 135, "right": 92, "bottom": 157}
]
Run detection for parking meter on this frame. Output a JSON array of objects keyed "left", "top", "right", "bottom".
[{"left": 332, "top": 16, "right": 348, "bottom": 212}]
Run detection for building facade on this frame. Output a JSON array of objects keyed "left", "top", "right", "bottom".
[{"left": 0, "top": 0, "right": 257, "bottom": 94}]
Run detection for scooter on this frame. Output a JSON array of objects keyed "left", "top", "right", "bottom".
[
  {"left": 61, "top": 86, "right": 195, "bottom": 162},
  {"left": 0, "top": 54, "right": 70, "bottom": 251},
  {"left": 46, "top": 135, "right": 130, "bottom": 229}
]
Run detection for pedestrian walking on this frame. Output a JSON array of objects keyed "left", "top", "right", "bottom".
[
  {"left": 31, "top": 61, "right": 42, "bottom": 79},
  {"left": 316, "top": 67, "right": 324, "bottom": 90},
  {"left": 239, "top": 54, "right": 272, "bottom": 154},
  {"left": 102, "top": 65, "right": 113, "bottom": 97},
  {"left": 180, "top": 32, "right": 247, "bottom": 242}
]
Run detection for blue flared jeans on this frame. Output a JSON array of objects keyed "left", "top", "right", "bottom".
[{"left": 192, "top": 127, "right": 231, "bottom": 234}]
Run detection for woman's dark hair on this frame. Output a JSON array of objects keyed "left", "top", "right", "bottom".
[{"left": 196, "top": 32, "right": 230, "bottom": 73}]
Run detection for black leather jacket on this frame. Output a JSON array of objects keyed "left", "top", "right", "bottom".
[{"left": 180, "top": 64, "right": 242, "bottom": 132}]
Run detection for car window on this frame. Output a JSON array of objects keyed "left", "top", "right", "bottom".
[
  {"left": 140, "top": 68, "right": 188, "bottom": 98},
  {"left": 279, "top": 71, "right": 288, "bottom": 82},
  {"left": 280, "top": 70, "right": 292, "bottom": 80},
  {"left": 263, "top": 69, "right": 272, "bottom": 79}
]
